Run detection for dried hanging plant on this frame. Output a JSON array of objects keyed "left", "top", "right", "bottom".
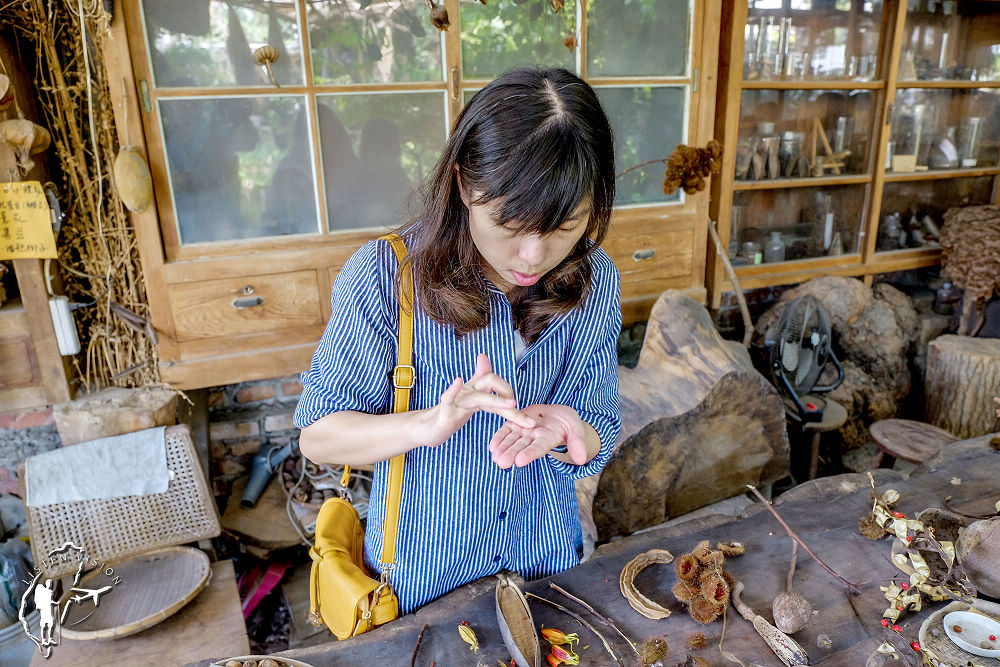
[
  {"left": 551, "top": 0, "right": 565, "bottom": 12},
  {"left": 8, "top": 0, "right": 160, "bottom": 390},
  {"left": 563, "top": 35, "right": 577, "bottom": 51},
  {"left": 252, "top": 45, "right": 280, "bottom": 87}
]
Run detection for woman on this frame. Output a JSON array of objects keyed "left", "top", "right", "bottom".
[{"left": 294, "top": 66, "right": 621, "bottom": 613}]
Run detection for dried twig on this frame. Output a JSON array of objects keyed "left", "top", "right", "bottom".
[
  {"left": 525, "top": 592, "right": 625, "bottom": 667},
  {"left": 746, "top": 484, "right": 858, "bottom": 592},
  {"left": 410, "top": 623, "right": 429, "bottom": 667},
  {"left": 548, "top": 583, "right": 639, "bottom": 656}
]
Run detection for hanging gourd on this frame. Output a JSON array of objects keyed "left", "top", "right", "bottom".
[{"left": 112, "top": 146, "right": 153, "bottom": 213}]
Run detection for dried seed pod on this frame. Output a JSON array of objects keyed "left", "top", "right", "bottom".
[
  {"left": 687, "top": 632, "right": 707, "bottom": 650},
  {"left": 672, "top": 580, "right": 697, "bottom": 603},
  {"left": 772, "top": 540, "right": 813, "bottom": 634},
  {"left": 721, "top": 569, "right": 736, "bottom": 591},
  {"left": 691, "top": 540, "right": 713, "bottom": 563},
  {"left": 550, "top": 0, "right": 564, "bottom": 11},
  {"left": 426, "top": 0, "right": 449, "bottom": 31},
  {"left": 698, "top": 570, "right": 730, "bottom": 604},
  {"left": 733, "top": 581, "right": 810, "bottom": 666},
  {"left": 112, "top": 146, "right": 154, "bottom": 213},
  {"left": 252, "top": 45, "right": 281, "bottom": 87},
  {"left": 0, "top": 73, "right": 13, "bottom": 110},
  {"left": 699, "top": 549, "right": 725, "bottom": 569},
  {"left": 620, "top": 549, "right": 675, "bottom": 619},
  {"left": 688, "top": 595, "right": 723, "bottom": 624},
  {"left": 563, "top": 35, "right": 576, "bottom": 51},
  {"left": 859, "top": 514, "right": 887, "bottom": 540},
  {"left": 638, "top": 637, "right": 669, "bottom": 666},
  {"left": 717, "top": 541, "right": 746, "bottom": 557},
  {"left": 224, "top": 661, "right": 241, "bottom": 667},
  {"left": 880, "top": 489, "right": 901, "bottom": 507},
  {"left": 675, "top": 553, "right": 699, "bottom": 581}
]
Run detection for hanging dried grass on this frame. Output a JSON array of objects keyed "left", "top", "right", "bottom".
[{"left": 9, "top": 0, "right": 159, "bottom": 391}]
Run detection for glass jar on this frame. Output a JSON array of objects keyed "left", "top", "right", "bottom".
[{"left": 764, "top": 231, "right": 786, "bottom": 263}]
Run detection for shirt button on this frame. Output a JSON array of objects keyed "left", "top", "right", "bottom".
[
  {"left": 493, "top": 555, "right": 501, "bottom": 563},
  {"left": 498, "top": 511, "right": 507, "bottom": 520}
]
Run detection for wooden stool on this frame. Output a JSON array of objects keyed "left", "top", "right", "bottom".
[
  {"left": 868, "top": 418, "right": 959, "bottom": 469},
  {"left": 799, "top": 395, "right": 847, "bottom": 480}
]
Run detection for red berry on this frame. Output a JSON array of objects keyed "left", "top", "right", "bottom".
[
  {"left": 906, "top": 535, "right": 912, "bottom": 541},
  {"left": 990, "top": 635, "right": 997, "bottom": 641},
  {"left": 892, "top": 625, "right": 902, "bottom": 632},
  {"left": 893, "top": 511, "right": 905, "bottom": 518},
  {"left": 881, "top": 619, "right": 890, "bottom": 627},
  {"left": 900, "top": 582, "right": 909, "bottom": 589},
  {"left": 911, "top": 641, "right": 920, "bottom": 650},
  {"left": 897, "top": 606, "right": 904, "bottom": 610}
]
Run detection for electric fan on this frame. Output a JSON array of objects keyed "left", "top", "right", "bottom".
[{"left": 764, "top": 295, "right": 844, "bottom": 422}]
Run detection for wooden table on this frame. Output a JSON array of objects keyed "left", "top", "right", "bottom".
[
  {"left": 187, "top": 434, "right": 999, "bottom": 667},
  {"left": 869, "top": 418, "right": 960, "bottom": 468},
  {"left": 35, "top": 560, "right": 248, "bottom": 667}
]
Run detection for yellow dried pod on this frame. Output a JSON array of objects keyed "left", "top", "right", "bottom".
[
  {"left": 112, "top": 146, "right": 154, "bottom": 213},
  {"left": 458, "top": 622, "right": 479, "bottom": 652}
]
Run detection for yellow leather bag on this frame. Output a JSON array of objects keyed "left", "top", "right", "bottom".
[{"left": 307, "top": 233, "right": 414, "bottom": 640}]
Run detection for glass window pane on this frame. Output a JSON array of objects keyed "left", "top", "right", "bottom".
[
  {"left": 888, "top": 88, "right": 1000, "bottom": 173},
  {"left": 877, "top": 176, "right": 995, "bottom": 252},
  {"left": 143, "top": 0, "right": 303, "bottom": 88},
  {"left": 461, "top": 0, "right": 576, "bottom": 79},
  {"left": 732, "top": 185, "right": 865, "bottom": 264},
  {"left": 587, "top": 0, "right": 689, "bottom": 77},
  {"left": 308, "top": 1, "right": 443, "bottom": 84},
  {"left": 737, "top": 89, "right": 876, "bottom": 179},
  {"left": 744, "top": 2, "right": 883, "bottom": 81},
  {"left": 597, "top": 86, "right": 685, "bottom": 205},
  {"left": 317, "top": 93, "right": 447, "bottom": 232},
  {"left": 160, "top": 96, "right": 318, "bottom": 244},
  {"left": 899, "top": 0, "right": 1000, "bottom": 81}
]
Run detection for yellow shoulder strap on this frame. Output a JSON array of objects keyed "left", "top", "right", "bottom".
[{"left": 378, "top": 233, "right": 413, "bottom": 566}]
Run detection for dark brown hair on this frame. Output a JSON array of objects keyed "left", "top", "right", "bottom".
[{"left": 396, "top": 67, "right": 615, "bottom": 344}]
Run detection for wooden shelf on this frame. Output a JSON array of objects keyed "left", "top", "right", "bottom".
[
  {"left": 883, "top": 167, "right": 1000, "bottom": 183},
  {"left": 895, "top": 80, "right": 1000, "bottom": 89},
  {"left": 741, "top": 79, "right": 885, "bottom": 90},
  {"left": 734, "top": 175, "right": 870, "bottom": 191}
]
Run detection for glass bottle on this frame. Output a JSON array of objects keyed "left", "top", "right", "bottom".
[{"left": 764, "top": 231, "right": 786, "bottom": 263}]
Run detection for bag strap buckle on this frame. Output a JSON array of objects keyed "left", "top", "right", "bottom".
[{"left": 392, "top": 365, "right": 416, "bottom": 389}]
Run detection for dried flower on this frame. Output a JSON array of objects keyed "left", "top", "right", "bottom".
[
  {"left": 458, "top": 622, "right": 479, "bottom": 652},
  {"left": 687, "top": 632, "right": 707, "bottom": 650},
  {"left": 548, "top": 644, "right": 580, "bottom": 665},
  {"left": 541, "top": 627, "right": 579, "bottom": 646},
  {"left": 675, "top": 554, "right": 699, "bottom": 581},
  {"left": 563, "top": 35, "right": 576, "bottom": 51},
  {"left": 551, "top": 0, "right": 565, "bottom": 11}
]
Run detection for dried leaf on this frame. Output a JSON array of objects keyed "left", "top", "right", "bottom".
[
  {"left": 459, "top": 622, "right": 479, "bottom": 652},
  {"left": 620, "top": 549, "right": 674, "bottom": 619}
]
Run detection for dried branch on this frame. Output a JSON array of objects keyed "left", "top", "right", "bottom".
[
  {"left": 548, "top": 583, "right": 639, "bottom": 656},
  {"left": 410, "top": 623, "right": 429, "bottom": 667}
]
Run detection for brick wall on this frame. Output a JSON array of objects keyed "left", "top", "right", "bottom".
[{"left": 207, "top": 375, "right": 303, "bottom": 497}]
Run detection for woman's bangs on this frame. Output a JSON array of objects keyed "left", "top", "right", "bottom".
[{"left": 484, "top": 130, "right": 595, "bottom": 235}]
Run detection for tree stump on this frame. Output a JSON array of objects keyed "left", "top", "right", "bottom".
[
  {"left": 575, "top": 291, "right": 789, "bottom": 543},
  {"left": 925, "top": 335, "right": 1000, "bottom": 438}
]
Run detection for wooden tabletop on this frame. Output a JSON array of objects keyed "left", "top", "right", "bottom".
[
  {"left": 870, "top": 418, "right": 960, "bottom": 463},
  {"left": 186, "top": 433, "right": 998, "bottom": 667},
  {"left": 34, "top": 560, "right": 248, "bottom": 667}
]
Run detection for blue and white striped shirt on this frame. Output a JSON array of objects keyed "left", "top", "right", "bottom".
[{"left": 294, "top": 237, "right": 622, "bottom": 613}]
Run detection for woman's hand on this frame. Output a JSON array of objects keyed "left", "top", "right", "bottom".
[
  {"left": 420, "top": 353, "right": 535, "bottom": 447},
  {"left": 488, "top": 404, "right": 588, "bottom": 468}
]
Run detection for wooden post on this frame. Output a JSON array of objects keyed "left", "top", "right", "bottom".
[{"left": 925, "top": 335, "right": 1000, "bottom": 439}]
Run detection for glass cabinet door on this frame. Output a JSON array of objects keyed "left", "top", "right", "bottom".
[
  {"left": 898, "top": 0, "right": 1000, "bottom": 82},
  {"left": 744, "top": 0, "right": 884, "bottom": 81},
  {"left": 877, "top": 176, "right": 995, "bottom": 252}
]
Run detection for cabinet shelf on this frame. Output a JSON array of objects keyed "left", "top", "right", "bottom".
[
  {"left": 741, "top": 80, "right": 884, "bottom": 90},
  {"left": 895, "top": 80, "right": 1000, "bottom": 89},
  {"left": 733, "top": 175, "right": 870, "bottom": 191},
  {"left": 884, "top": 167, "right": 1000, "bottom": 183}
]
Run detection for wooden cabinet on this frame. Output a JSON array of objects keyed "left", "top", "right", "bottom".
[
  {"left": 107, "top": 0, "right": 725, "bottom": 389},
  {"left": 708, "top": 0, "right": 1000, "bottom": 307}
]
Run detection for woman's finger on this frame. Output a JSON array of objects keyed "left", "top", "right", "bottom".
[
  {"left": 439, "top": 377, "right": 463, "bottom": 406},
  {"left": 490, "top": 429, "right": 521, "bottom": 461},
  {"left": 489, "top": 423, "right": 512, "bottom": 450}
]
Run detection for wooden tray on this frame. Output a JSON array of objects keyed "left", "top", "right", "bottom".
[
  {"left": 58, "top": 545, "right": 211, "bottom": 640},
  {"left": 919, "top": 598, "right": 1000, "bottom": 667}
]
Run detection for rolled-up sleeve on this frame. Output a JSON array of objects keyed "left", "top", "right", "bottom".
[
  {"left": 546, "top": 252, "right": 622, "bottom": 480},
  {"left": 293, "top": 241, "right": 395, "bottom": 428}
]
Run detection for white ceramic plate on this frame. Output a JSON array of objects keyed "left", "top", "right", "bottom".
[{"left": 943, "top": 610, "right": 1000, "bottom": 658}]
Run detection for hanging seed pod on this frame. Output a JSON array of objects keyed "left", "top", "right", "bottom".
[
  {"left": 426, "top": 0, "right": 449, "bottom": 31},
  {"left": 620, "top": 549, "right": 674, "bottom": 619},
  {"left": 112, "top": 146, "right": 154, "bottom": 213},
  {"left": 551, "top": 0, "right": 565, "bottom": 12},
  {"left": 563, "top": 35, "right": 576, "bottom": 51},
  {"left": 253, "top": 45, "right": 281, "bottom": 87}
]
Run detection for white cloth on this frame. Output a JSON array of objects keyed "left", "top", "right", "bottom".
[
  {"left": 513, "top": 330, "right": 527, "bottom": 363},
  {"left": 25, "top": 426, "right": 169, "bottom": 507}
]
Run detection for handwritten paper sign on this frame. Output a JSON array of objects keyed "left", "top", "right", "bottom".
[{"left": 0, "top": 181, "right": 57, "bottom": 259}]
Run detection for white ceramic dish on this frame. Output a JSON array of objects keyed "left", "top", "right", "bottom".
[{"left": 943, "top": 610, "right": 1000, "bottom": 658}]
